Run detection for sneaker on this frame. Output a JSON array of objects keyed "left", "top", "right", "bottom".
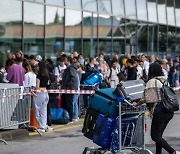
[
  {"left": 36, "top": 128, "right": 45, "bottom": 133},
  {"left": 73, "top": 118, "right": 79, "bottom": 122},
  {"left": 175, "top": 151, "right": 180, "bottom": 154},
  {"left": 45, "top": 126, "right": 53, "bottom": 132}
]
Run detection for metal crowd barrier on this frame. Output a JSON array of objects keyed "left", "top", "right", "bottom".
[{"left": 0, "top": 86, "right": 31, "bottom": 144}]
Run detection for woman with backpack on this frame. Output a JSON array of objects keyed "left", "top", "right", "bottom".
[{"left": 133, "top": 62, "right": 180, "bottom": 154}]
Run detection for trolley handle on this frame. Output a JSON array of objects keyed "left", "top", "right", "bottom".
[{"left": 117, "top": 97, "right": 135, "bottom": 107}]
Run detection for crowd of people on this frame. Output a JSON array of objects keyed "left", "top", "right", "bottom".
[{"left": 0, "top": 49, "right": 179, "bottom": 133}]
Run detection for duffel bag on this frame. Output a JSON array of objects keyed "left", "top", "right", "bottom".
[{"left": 50, "top": 108, "right": 69, "bottom": 124}]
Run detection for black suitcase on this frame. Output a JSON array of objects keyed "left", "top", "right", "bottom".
[
  {"left": 114, "top": 80, "right": 145, "bottom": 102},
  {"left": 82, "top": 107, "right": 99, "bottom": 140}
]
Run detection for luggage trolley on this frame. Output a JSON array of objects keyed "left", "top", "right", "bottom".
[
  {"left": 82, "top": 97, "right": 153, "bottom": 154},
  {"left": 114, "top": 97, "right": 153, "bottom": 154}
]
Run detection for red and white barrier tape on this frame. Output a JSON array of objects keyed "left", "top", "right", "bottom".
[
  {"left": 0, "top": 87, "right": 179, "bottom": 98},
  {"left": 34, "top": 89, "right": 95, "bottom": 94}
]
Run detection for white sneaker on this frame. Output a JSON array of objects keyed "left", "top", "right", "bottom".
[
  {"left": 45, "top": 126, "right": 53, "bottom": 132},
  {"left": 175, "top": 151, "right": 180, "bottom": 154},
  {"left": 73, "top": 117, "right": 79, "bottom": 122},
  {"left": 36, "top": 128, "right": 45, "bottom": 133}
]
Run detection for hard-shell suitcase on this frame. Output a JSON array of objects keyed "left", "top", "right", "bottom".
[
  {"left": 114, "top": 79, "right": 145, "bottom": 102},
  {"left": 111, "top": 114, "right": 138, "bottom": 153},
  {"left": 82, "top": 107, "right": 99, "bottom": 140},
  {"left": 89, "top": 88, "right": 118, "bottom": 118},
  {"left": 93, "top": 114, "right": 116, "bottom": 149}
]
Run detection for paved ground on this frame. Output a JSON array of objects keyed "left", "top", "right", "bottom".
[
  {"left": 0, "top": 112, "right": 180, "bottom": 154},
  {"left": 0, "top": 91, "right": 179, "bottom": 154}
]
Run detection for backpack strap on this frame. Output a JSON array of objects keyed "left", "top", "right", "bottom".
[
  {"left": 155, "top": 78, "right": 168, "bottom": 86},
  {"left": 108, "top": 68, "right": 112, "bottom": 80}
]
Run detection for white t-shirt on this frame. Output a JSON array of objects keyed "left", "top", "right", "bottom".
[
  {"left": 144, "top": 61, "right": 149, "bottom": 77},
  {"left": 136, "top": 65, "right": 143, "bottom": 80},
  {"left": 24, "top": 72, "right": 36, "bottom": 87},
  {"left": 54, "top": 65, "right": 67, "bottom": 81},
  {"left": 106, "top": 68, "right": 119, "bottom": 88}
]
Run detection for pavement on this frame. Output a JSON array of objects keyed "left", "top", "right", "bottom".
[
  {"left": 0, "top": 90, "right": 179, "bottom": 153},
  {"left": 0, "top": 119, "right": 84, "bottom": 143}
]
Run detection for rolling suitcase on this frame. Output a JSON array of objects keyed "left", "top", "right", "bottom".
[
  {"left": 93, "top": 114, "right": 116, "bottom": 149},
  {"left": 89, "top": 88, "right": 118, "bottom": 118},
  {"left": 82, "top": 107, "right": 99, "bottom": 140},
  {"left": 114, "top": 79, "right": 145, "bottom": 102}
]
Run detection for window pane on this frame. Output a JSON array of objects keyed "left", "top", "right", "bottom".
[
  {"left": 175, "top": 0, "right": 180, "bottom": 26},
  {"left": 24, "top": 2, "right": 44, "bottom": 56},
  {"left": 98, "top": 0, "right": 112, "bottom": 14},
  {"left": 82, "top": 12, "right": 98, "bottom": 57},
  {"left": 112, "top": 17, "right": 125, "bottom": 55},
  {"left": 82, "top": 0, "right": 97, "bottom": 12},
  {"left": 166, "top": 0, "right": 175, "bottom": 26},
  {"left": 176, "top": 28, "right": 180, "bottom": 54},
  {"left": 137, "top": 22, "right": 148, "bottom": 54},
  {"left": 65, "top": 9, "right": 82, "bottom": 54},
  {"left": 46, "top": 0, "right": 64, "bottom": 6},
  {"left": 136, "top": 0, "right": 148, "bottom": 21},
  {"left": 158, "top": 25, "right": 167, "bottom": 57},
  {"left": 125, "top": 19, "right": 137, "bottom": 55},
  {"left": 124, "top": 0, "right": 136, "bottom": 20},
  {"left": 112, "top": 0, "right": 125, "bottom": 17},
  {"left": 167, "top": 26, "right": 176, "bottom": 57},
  {"left": 148, "top": 24, "right": 158, "bottom": 53},
  {"left": 65, "top": 0, "right": 81, "bottom": 9},
  {"left": 36, "top": 0, "right": 44, "bottom": 3},
  {"left": 147, "top": 0, "right": 158, "bottom": 22},
  {"left": 46, "top": 6, "right": 64, "bottom": 61},
  {"left": 98, "top": 15, "right": 112, "bottom": 55},
  {"left": 0, "top": 0, "right": 22, "bottom": 65},
  {"left": 157, "top": 0, "right": 167, "bottom": 24}
]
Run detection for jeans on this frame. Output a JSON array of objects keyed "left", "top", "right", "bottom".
[
  {"left": 151, "top": 107, "right": 175, "bottom": 154},
  {"left": 65, "top": 94, "right": 74, "bottom": 121},
  {"left": 73, "top": 94, "right": 79, "bottom": 119},
  {"left": 34, "top": 92, "right": 49, "bottom": 129}
]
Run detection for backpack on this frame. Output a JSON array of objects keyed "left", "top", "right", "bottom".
[
  {"left": 83, "top": 73, "right": 103, "bottom": 85},
  {"left": 156, "top": 78, "right": 179, "bottom": 113}
]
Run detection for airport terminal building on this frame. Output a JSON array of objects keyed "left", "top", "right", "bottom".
[{"left": 0, "top": 0, "right": 180, "bottom": 63}]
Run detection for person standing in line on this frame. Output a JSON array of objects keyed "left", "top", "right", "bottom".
[
  {"left": 54, "top": 56, "right": 67, "bottom": 86},
  {"left": 105, "top": 60, "right": 119, "bottom": 88},
  {"left": 34, "top": 61, "right": 53, "bottom": 133},
  {"left": 28, "top": 55, "right": 39, "bottom": 75},
  {"left": 98, "top": 57, "right": 108, "bottom": 78},
  {"left": 61, "top": 56, "right": 79, "bottom": 122},
  {"left": 6, "top": 58, "right": 25, "bottom": 86},
  {"left": 126, "top": 59, "right": 137, "bottom": 80},
  {"left": 23, "top": 59, "right": 36, "bottom": 88},
  {"left": 133, "top": 62, "right": 180, "bottom": 154},
  {"left": 141, "top": 54, "right": 149, "bottom": 78}
]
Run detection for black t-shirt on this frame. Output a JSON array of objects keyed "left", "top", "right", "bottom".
[
  {"left": 37, "top": 74, "right": 49, "bottom": 88},
  {"left": 127, "top": 66, "right": 137, "bottom": 80}
]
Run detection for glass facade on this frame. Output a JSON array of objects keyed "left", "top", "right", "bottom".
[{"left": 0, "top": 0, "right": 180, "bottom": 64}]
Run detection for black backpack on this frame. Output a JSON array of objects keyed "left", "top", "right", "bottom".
[{"left": 156, "top": 78, "right": 179, "bottom": 113}]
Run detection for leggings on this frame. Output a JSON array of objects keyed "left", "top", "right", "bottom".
[{"left": 151, "top": 109, "right": 175, "bottom": 154}]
